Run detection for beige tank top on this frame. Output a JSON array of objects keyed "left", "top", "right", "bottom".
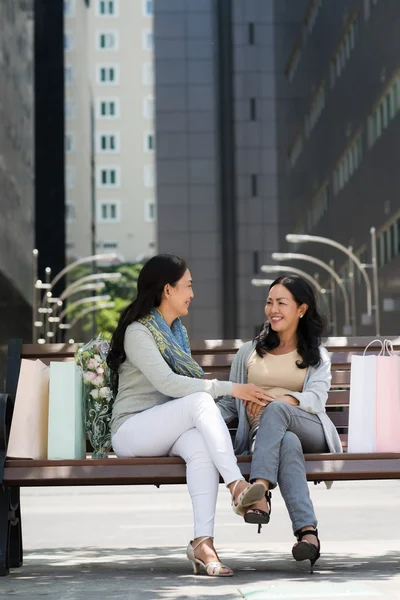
[{"left": 246, "top": 349, "right": 308, "bottom": 431}]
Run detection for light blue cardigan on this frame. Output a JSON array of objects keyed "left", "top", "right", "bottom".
[{"left": 217, "top": 341, "right": 343, "bottom": 456}]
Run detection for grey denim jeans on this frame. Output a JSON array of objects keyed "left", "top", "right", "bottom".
[{"left": 250, "top": 401, "right": 329, "bottom": 534}]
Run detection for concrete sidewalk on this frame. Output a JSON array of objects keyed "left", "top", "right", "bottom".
[{"left": 2, "top": 481, "right": 400, "bottom": 599}]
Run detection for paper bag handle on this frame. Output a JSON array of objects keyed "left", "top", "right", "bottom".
[
  {"left": 363, "top": 339, "right": 384, "bottom": 356},
  {"left": 384, "top": 339, "right": 395, "bottom": 355}
]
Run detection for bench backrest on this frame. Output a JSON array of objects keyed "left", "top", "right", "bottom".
[{"left": 7, "top": 336, "right": 400, "bottom": 452}]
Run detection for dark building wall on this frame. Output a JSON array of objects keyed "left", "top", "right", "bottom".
[
  {"left": 0, "top": 0, "right": 35, "bottom": 384},
  {"left": 275, "top": 0, "right": 400, "bottom": 335},
  {"left": 155, "top": 0, "right": 279, "bottom": 339},
  {"left": 34, "top": 0, "right": 66, "bottom": 289},
  {"left": 154, "top": 0, "right": 224, "bottom": 339}
]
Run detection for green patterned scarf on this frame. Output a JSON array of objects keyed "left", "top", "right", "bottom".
[{"left": 138, "top": 308, "right": 204, "bottom": 378}]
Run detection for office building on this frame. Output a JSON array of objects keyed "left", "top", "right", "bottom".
[
  {"left": 65, "top": 0, "right": 156, "bottom": 263},
  {"left": 275, "top": 0, "right": 400, "bottom": 334},
  {"left": 154, "top": 0, "right": 279, "bottom": 339}
]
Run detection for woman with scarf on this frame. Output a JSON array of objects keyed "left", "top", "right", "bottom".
[{"left": 107, "top": 254, "right": 271, "bottom": 577}]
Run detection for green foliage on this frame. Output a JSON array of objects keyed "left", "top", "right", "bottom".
[{"left": 65, "top": 262, "right": 143, "bottom": 341}]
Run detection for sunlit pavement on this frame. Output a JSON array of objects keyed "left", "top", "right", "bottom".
[{"left": 2, "top": 480, "right": 400, "bottom": 599}]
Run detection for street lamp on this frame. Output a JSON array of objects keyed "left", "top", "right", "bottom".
[
  {"left": 46, "top": 282, "right": 106, "bottom": 338},
  {"left": 58, "top": 295, "right": 111, "bottom": 323},
  {"left": 285, "top": 233, "right": 377, "bottom": 333},
  {"left": 58, "top": 301, "right": 115, "bottom": 341},
  {"left": 251, "top": 279, "right": 274, "bottom": 287},
  {"left": 269, "top": 255, "right": 351, "bottom": 334}
]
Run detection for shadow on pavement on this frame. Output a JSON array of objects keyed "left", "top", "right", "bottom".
[{"left": 1, "top": 546, "right": 400, "bottom": 599}]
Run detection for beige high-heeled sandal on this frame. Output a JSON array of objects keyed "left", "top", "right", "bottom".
[
  {"left": 186, "top": 536, "right": 233, "bottom": 577},
  {"left": 231, "top": 479, "right": 266, "bottom": 516}
]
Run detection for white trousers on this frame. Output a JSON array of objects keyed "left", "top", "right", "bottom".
[{"left": 112, "top": 392, "right": 243, "bottom": 538}]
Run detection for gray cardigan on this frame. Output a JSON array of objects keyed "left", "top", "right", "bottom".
[{"left": 217, "top": 341, "right": 343, "bottom": 455}]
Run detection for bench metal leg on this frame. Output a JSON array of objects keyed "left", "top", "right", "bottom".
[
  {"left": 0, "top": 485, "right": 10, "bottom": 576},
  {"left": 8, "top": 487, "right": 22, "bottom": 569},
  {"left": 0, "top": 485, "right": 23, "bottom": 576}
]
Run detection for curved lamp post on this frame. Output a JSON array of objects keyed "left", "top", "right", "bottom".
[
  {"left": 271, "top": 252, "right": 351, "bottom": 334},
  {"left": 285, "top": 233, "right": 378, "bottom": 333},
  {"left": 58, "top": 301, "right": 115, "bottom": 342}
]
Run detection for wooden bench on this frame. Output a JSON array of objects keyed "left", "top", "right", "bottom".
[{"left": 1, "top": 335, "right": 400, "bottom": 576}]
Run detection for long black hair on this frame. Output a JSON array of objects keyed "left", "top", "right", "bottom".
[
  {"left": 254, "top": 273, "right": 326, "bottom": 369},
  {"left": 107, "top": 253, "right": 187, "bottom": 394}
]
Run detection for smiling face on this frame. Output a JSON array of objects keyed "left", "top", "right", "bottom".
[
  {"left": 164, "top": 269, "right": 194, "bottom": 318},
  {"left": 265, "top": 283, "right": 307, "bottom": 336}
]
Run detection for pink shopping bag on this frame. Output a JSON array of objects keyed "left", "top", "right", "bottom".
[{"left": 376, "top": 341, "right": 400, "bottom": 452}]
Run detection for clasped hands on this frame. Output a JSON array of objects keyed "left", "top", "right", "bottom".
[{"left": 232, "top": 383, "right": 298, "bottom": 417}]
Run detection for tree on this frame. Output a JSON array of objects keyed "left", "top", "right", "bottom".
[{"left": 64, "top": 262, "right": 143, "bottom": 341}]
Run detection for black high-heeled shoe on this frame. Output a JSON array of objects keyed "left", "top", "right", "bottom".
[
  {"left": 243, "top": 490, "right": 272, "bottom": 534},
  {"left": 292, "top": 528, "right": 320, "bottom": 573}
]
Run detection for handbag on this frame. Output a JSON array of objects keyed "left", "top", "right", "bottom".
[
  {"left": 7, "top": 359, "right": 50, "bottom": 460},
  {"left": 347, "top": 339, "right": 383, "bottom": 453},
  {"left": 47, "top": 361, "right": 86, "bottom": 459},
  {"left": 376, "top": 340, "right": 400, "bottom": 452}
]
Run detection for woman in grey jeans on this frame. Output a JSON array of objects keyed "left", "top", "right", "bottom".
[{"left": 218, "top": 274, "right": 342, "bottom": 572}]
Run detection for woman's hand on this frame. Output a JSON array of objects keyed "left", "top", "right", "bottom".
[
  {"left": 247, "top": 401, "right": 266, "bottom": 418},
  {"left": 232, "top": 383, "right": 275, "bottom": 407}
]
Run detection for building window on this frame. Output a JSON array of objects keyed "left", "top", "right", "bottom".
[
  {"left": 145, "top": 200, "right": 156, "bottom": 222},
  {"left": 66, "top": 167, "right": 76, "bottom": 189},
  {"left": 97, "top": 65, "right": 119, "bottom": 84},
  {"left": 142, "top": 30, "right": 153, "bottom": 50},
  {"left": 251, "top": 174, "right": 258, "bottom": 197},
  {"left": 250, "top": 98, "right": 256, "bottom": 121},
  {"left": 330, "top": 12, "right": 359, "bottom": 88},
  {"left": 65, "top": 99, "right": 76, "bottom": 119},
  {"left": 65, "top": 133, "right": 75, "bottom": 153},
  {"left": 102, "top": 241, "right": 118, "bottom": 249},
  {"left": 368, "top": 71, "right": 400, "bottom": 147},
  {"left": 97, "top": 166, "right": 120, "bottom": 187},
  {"left": 248, "top": 23, "right": 255, "bottom": 45},
  {"left": 98, "top": 31, "right": 119, "bottom": 50},
  {"left": 64, "top": 32, "right": 74, "bottom": 51},
  {"left": 97, "top": 98, "right": 119, "bottom": 118},
  {"left": 303, "top": 0, "right": 323, "bottom": 36},
  {"left": 99, "top": 201, "right": 120, "bottom": 222},
  {"left": 144, "top": 164, "right": 155, "bottom": 187},
  {"left": 143, "top": 96, "right": 154, "bottom": 119},
  {"left": 64, "top": 0, "right": 76, "bottom": 18},
  {"left": 305, "top": 79, "right": 325, "bottom": 137},
  {"left": 65, "top": 203, "right": 76, "bottom": 222},
  {"left": 65, "top": 66, "right": 73, "bottom": 85},
  {"left": 142, "top": 63, "right": 154, "bottom": 85},
  {"left": 288, "top": 131, "right": 303, "bottom": 168},
  {"left": 332, "top": 132, "right": 363, "bottom": 196},
  {"left": 286, "top": 42, "right": 301, "bottom": 82},
  {"left": 144, "top": 0, "right": 153, "bottom": 15},
  {"left": 144, "top": 133, "right": 154, "bottom": 151},
  {"left": 98, "top": 0, "right": 118, "bottom": 16},
  {"left": 98, "top": 132, "right": 120, "bottom": 153},
  {"left": 306, "top": 182, "right": 329, "bottom": 232}
]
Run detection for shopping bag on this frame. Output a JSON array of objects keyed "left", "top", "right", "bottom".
[
  {"left": 376, "top": 341, "right": 400, "bottom": 452},
  {"left": 7, "top": 359, "right": 50, "bottom": 459},
  {"left": 47, "top": 361, "right": 86, "bottom": 459},
  {"left": 347, "top": 340, "right": 382, "bottom": 453}
]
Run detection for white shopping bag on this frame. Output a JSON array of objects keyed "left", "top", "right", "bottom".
[
  {"left": 347, "top": 340, "right": 382, "bottom": 453},
  {"left": 47, "top": 361, "right": 86, "bottom": 459},
  {"left": 7, "top": 359, "right": 50, "bottom": 459}
]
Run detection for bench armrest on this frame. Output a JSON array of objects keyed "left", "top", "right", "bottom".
[{"left": 0, "top": 393, "right": 13, "bottom": 485}]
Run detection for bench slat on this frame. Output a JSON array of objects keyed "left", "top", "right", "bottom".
[{"left": 4, "top": 452, "right": 400, "bottom": 486}]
